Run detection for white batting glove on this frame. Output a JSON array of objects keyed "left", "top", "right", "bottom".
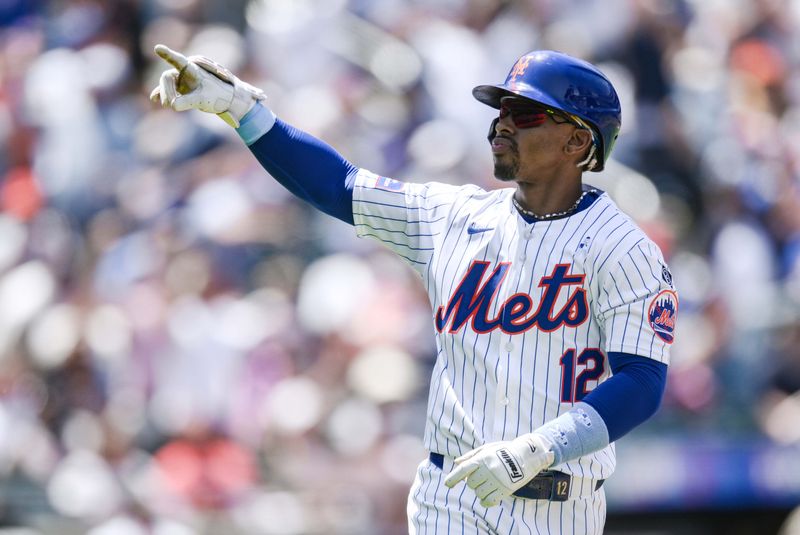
[
  {"left": 444, "top": 433, "right": 555, "bottom": 507},
  {"left": 149, "top": 44, "right": 266, "bottom": 128}
]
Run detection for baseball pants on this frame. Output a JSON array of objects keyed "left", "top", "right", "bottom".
[{"left": 408, "top": 455, "right": 607, "bottom": 534}]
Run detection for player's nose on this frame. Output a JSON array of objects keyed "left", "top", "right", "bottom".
[{"left": 495, "top": 112, "right": 515, "bottom": 135}]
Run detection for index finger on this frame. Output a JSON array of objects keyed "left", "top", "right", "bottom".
[
  {"left": 444, "top": 460, "right": 477, "bottom": 488},
  {"left": 154, "top": 44, "right": 189, "bottom": 70}
]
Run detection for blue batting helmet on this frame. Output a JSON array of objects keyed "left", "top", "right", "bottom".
[{"left": 473, "top": 50, "right": 621, "bottom": 172}]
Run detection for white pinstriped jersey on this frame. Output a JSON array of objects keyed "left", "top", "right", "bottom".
[{"left": 352, "top": 169, "right": 676, "bottom": 481}]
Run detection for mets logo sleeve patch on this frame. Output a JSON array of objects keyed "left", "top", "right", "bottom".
[{"left": 648, "top": 290, "right": 678, "bottom": 344}]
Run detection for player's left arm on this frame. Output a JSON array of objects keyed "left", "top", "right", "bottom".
[
  {"left": 443, "top": 360, "right": 666, "bottom": 507},
  {"left": 446, "top": 239, "right": 676, "bottom": 507}
]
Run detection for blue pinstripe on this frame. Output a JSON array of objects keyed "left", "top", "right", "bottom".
[
  {"left": 546, "top": 490, "right": 553, "bottom": 533},
  {"left": 432, "top": 468, "right": 444, "bottom": 535},
  {"left": 621, "top": 256, "right": 651, "bottom": 350},
  {"left": 357, "top": 198, "right": 454, "bottom": 213},
  {"left": 507, "top": 500, "right": 518, "bottom": 533},
  {"left": 421, "top": 464, "right": 436, "bottom": 535},
  {"left": 626, "top": 249, "right": 656, "bottom": 292},
  {"left": 355, "top": 223, "right": 439, "bottom": 237},
  {"left": 608, "top": 272, "right": 631, "bottom": 344},
  {"left": 412, "top": 463, "right": 427, "bottom": 533},
  {"left": 357, "top": 233, "right": 434, "bottom": 252},
  {"left": 356, "top": 187, "right": 468, "bottom": 201},
  {"left": 444, "top": 485, "right": 451, "bottom": 535},
  {"left": 352, "top": 212, "right": 446, "bottom": 225}
]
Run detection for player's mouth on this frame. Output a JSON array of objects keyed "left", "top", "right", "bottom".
[{"left": 491, "top": 136, "right": 516, "bottom": 155}]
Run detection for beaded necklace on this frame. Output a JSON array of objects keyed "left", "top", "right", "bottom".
[{"left": 512, "top": 190, "right": 591, "bottom": 221}]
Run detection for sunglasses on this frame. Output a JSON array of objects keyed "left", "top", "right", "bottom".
[{"left": 498, "top": 97, "right": 579, "bottom": 129}]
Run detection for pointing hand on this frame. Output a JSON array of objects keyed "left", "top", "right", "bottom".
[{"left": 149, "top": 44, "right": 266, "bottom": 128}]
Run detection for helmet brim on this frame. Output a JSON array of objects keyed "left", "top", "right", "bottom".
[{"left": 472, "top": 83, "right": 562, "bottom": 111}]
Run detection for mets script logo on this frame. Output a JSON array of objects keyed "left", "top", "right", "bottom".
[
  {"left": 509, "top": 55, "right": 532, "bottom": 81},
  {"left": 648, "top": 290, "right": 678, "bottom": 344},
  {"left": 434, "top": 261, "right": 589, "bottom": 334}
]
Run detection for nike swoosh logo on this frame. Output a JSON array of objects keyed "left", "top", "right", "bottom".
[{"left": 467, "top": 224, "right": 494, "bottom": 235}]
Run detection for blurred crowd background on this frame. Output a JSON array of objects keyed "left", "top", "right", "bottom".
[{"left": 0, "top": 0, "right": 799, "bottom": 533}]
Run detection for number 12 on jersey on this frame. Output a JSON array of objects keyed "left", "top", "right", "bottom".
[{"left": 559, "top": 348, "right": 605, "bottom": 402}]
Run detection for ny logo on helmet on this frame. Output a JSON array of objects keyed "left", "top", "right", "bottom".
[{"left": 509, "top": 56, "right": 532, "bottom": 81}]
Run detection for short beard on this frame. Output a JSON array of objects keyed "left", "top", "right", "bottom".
[{"left": 493, "top": 158, "right": 519, "bottom": 182}]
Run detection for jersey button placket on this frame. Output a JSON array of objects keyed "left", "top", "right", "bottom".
[
  {"left": 490, "top": 336, "right": 515, "bottom": 440},
  {"left": 515, "top": 231, "right": 529, "bottom": 262},
  {"left": 492, "top": 358, "right": 508, "bottom": 440}
]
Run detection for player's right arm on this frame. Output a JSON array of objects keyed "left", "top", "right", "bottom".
[
  {"left": 150, "top": 44, "right": 360, "bottom": 225},
  {"left": 150, "top": 45, "right": 465, "bottom": 270}
]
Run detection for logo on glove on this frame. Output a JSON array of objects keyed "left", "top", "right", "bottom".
[{"left": 496, "top": 448, "right": 524, "bottom": 483}]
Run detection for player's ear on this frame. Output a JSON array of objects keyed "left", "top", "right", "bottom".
[{"left": 564, "top": 128, "right": 592, "bottom": 157}]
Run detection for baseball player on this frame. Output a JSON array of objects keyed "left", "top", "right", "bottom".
[{"left": 152, "top": 46, "right": 677, "bottom": 534}]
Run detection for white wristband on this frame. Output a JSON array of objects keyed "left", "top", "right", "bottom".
[
  {"left": 534, "top": 402, "right": 609, "bottom": 466},
  {"left": 236, "top": 102, "right": 277, "bottom": 146}
]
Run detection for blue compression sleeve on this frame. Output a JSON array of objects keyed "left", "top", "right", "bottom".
[
  {"left": 582, "top": 352, "right": 667, "bottom": 442},
  {"left": 236, "top": 103, "right": 358, "bottom": 225}
]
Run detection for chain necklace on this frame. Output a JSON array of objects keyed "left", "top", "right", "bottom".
[{"left": 512, "top": 190, "right": 590, "bottom": 221}]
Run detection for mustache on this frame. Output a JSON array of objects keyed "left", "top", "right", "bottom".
[{"left": 492, "top": 134, "right": 517, "bottom": 150}]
